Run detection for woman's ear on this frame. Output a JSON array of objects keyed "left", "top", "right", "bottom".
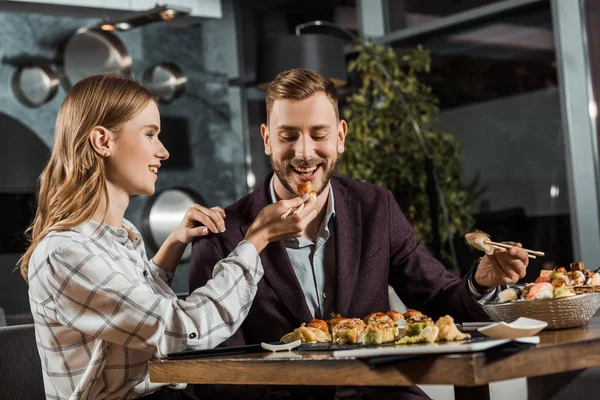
[{"left": 89, "top": 126, "right": 113, "bottom": 157}]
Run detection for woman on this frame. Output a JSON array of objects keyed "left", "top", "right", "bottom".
[{"left": 20, "top": 74, "right": 317, "bottom": 400}]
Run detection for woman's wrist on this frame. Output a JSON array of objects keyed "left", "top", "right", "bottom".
[
  {"left": 244, "top": 227, "right": 268, "bottom": 254},
  {"left": 165, "top": 232, "right": 188, "bottom": 251}
]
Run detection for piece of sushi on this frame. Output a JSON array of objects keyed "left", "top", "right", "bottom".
[
  {"left": 525, "top": 282, "right": 554, "bottom": 300},
  {"left": 464, "top": 232, "right": 495, "bottom": 255},
  {"left": 498, "top": 287, "right": 522, "bottom": 303}
]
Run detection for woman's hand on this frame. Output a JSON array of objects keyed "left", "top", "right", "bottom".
[
  {"left": 244, "top": 194, "right": 317, "bottom": 253},
  {"left": 170, "top": 204, "right": 227, "bottom": 245},
  {"left": 153, "top": 205, "right": 227, "bottom": 273}
]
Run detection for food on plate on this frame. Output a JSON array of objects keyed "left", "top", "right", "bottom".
[
  {"left": 363, "top": 313, "right": 399, "bottom": 345},
  {"left": 464, "top": 231, "right": 494, "bottom": 255},
  {"left": 386, "top": 310, "right": 404, "bottom": 322},
  {"left": 307, "top": 318, "right": 330, "bottom": 334},
  {"left": 403, "top": 309, "right": 431, "bottom": 324},
  {"left": 282, "top": 310, "right": 468, "bottom": 346},
  {"left": 397, "top": 312, "right": 469, "bottom": 345},
  {"left": 332, "top": 318, "right": 366, "bottom": 344},
  {"left": 328, "top": 313, "right": 344, "bottom": 328},
  {"left": 280, "top": 322, "right": 332, "bottom": 344},
  {"left": 400, "top": 309, "right": 437, "bottom": 344},
  {"left": 435, "top": 315, "right": 470, "bottom": 341}
]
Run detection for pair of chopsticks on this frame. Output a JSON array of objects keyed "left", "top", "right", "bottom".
[
  {"left": 484, "top": 240, "right": 545, "bottom": 259},
  {"left": 281, "top": 203, "right": 305, "bottom": 220}
]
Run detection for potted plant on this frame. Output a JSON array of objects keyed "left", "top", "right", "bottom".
[{"left": 338, "top": 42, "right": 474, "bottom": 271}]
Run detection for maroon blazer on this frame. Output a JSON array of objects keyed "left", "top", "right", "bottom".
[{"left": 189, "top": 173, "right": 488, "bottom": 346}]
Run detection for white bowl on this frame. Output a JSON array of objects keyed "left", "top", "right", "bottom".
[{"left": 477, "top": 317, "right": 548, "bottom": 339}]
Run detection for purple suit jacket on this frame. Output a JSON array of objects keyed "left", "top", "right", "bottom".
[{"left": 189, "top": 173, "right": 488, "bottom": 346}]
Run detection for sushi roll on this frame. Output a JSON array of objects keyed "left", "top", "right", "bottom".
[
  {"left": 525, "top": 282, "right": 554, "bottom": 300},
  {"left": 498, "top": 287, "right": 522, "bottom": 303}
]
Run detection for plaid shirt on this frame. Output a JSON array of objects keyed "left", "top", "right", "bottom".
[{"left": 28, "top": 219, "right": 263, "bottom": 400}]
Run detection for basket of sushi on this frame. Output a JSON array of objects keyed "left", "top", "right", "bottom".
[{"left": 483, "top": 262, "right": 600, "bottom": 329}]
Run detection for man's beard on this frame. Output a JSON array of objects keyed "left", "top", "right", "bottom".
[{"left": 270, "top": 157, "right": 337, "bottom": 197}]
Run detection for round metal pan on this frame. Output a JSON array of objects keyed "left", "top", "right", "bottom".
[
  {"left": 12, "top": 64, "right": 59, "bottom": 107},
  {"left": 142, "top": 62, "right": 187, "bottom": 103},
  {"left": 63, "top": 27, "right": 132, "bottom": 88},
  {"left": 141, "top": 187, "right": 206, "bottom": 262}
]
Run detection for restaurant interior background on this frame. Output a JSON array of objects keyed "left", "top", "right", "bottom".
[{"left": 0, "top": 0, "right": 599, "bottom": 397}]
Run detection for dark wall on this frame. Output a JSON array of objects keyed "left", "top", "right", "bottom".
[{"left": 0, "top": 11, "right": 246, "bottom": 321}]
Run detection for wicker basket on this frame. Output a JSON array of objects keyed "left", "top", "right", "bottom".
[{"left": 482, "top": 293, "right": 600, "bottom": 330}]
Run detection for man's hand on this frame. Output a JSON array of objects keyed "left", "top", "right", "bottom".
[{"left": 474, "top": 242, "right": 529, "bottom": 288}]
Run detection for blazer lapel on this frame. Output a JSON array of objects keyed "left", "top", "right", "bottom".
[
  {"left": 241, "top": 175, "right": 313, "bottom": 325},
  {"left": 332, "top": 178, "right": 362, "bottom": 317}
]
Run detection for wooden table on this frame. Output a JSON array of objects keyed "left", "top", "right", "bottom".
[{"left": 150, "top": 317, "right": 600, "bottom": 400}]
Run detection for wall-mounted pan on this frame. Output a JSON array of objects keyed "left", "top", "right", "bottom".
[
  {"left": 142, "top": 62, "right": 187, "bottom": 103},
  {"left": 12, "top": 65, "right": 59, "bottom": 108},
  {"left": 63, "top": 27, "right": 132, "bottom": 87},
  {"left": 141, "top": 187, "right": 206, "bottom": 262}
]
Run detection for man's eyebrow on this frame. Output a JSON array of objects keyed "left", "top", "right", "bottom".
[
  {"left": 276, "top": 125, "right": 299, "bottom": 131},
  {"left": 275, "top": 124, "right": 331, "bottom": 131}
]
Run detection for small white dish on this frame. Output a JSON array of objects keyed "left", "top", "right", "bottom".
[
  {"left": 261, "top": 340, "right": 302, "bottom": 352},
  {"left": 478, "top": 317, "right": 548, "bottom": 339}
]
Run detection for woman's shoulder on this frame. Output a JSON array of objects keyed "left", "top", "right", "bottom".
[{"left": 34, "top": 229, "right": 92, "bottom": 258}]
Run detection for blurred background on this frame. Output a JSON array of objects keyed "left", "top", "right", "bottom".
[
  {"left": 0, "top": 0, "right": 596, "bottom": 331},
  {"left": 2, "top": 1, "right": 600, "bottom": 398}
]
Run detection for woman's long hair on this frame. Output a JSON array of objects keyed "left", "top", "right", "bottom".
[{"left": 19, "top": 74, "right": 156, "bottom": 280}]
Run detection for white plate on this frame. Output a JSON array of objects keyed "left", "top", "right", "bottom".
[
  {"left": 332, "top": 336, "right": 540, "bottom": 358},
  {"left": 261, "top": 340, "right": 302, "bottom": 352},
  {"left": 477, "top": 317, "right": 548, "bottom": 339}
]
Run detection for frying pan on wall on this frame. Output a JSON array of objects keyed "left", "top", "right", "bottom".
[
  {"left": 12, "top": 64, "right": 59, "bottom": 107},
  {"left": 141, "top": 187, "right": 206, "bottom": 262},
  {"left": 62, "top": 27, "right": 132, "bottom": 87},
  {"left": 142, "top": 62, "right": 187, "bottom": 103}
]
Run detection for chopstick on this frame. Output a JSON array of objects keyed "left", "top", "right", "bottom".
[
  {"left": 491, "top": 245, "right": 536, "bottom": 259},
  {"left": 292, "top": 203, "right": 305, "bottom": 216},
  {"left": 281, "top": 207, "right": 295, "bottom": 220},
  {"left": 485, "top": 240, "right": 544, "bottom": 257}
]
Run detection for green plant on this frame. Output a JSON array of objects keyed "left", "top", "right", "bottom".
[{"left": 338, "top": 42, "right": 474, "bottom": 266}]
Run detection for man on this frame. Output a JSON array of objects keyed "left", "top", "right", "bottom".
[{"left": 189, "top": 68, "right": 528, "bottom": 399}]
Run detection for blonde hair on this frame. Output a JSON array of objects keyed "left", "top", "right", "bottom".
[
  {"left": 19, "top": 74, "right": 156, "bottom": 280},
  {"left": 265, "top": 68, "right": 339, "bottom": 123}
]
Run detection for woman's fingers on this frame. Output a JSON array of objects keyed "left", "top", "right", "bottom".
[
  {"left": 193, "top": 204, "right": 225, "bottom": 232},
  {"left": 211, "top": 206, "right": 226, "bottom": 218},
  {"left": 186, "top": 207, "right": 219, "bottom": 234},
  {"left": 280, "top": 195, "right": 309, "bottom": 211},
  {"left": 298, "top": 195, "right": 318, "bottom": 221},
  {"left": 190, "top": 225, "right": 210, "bottom": 237}
]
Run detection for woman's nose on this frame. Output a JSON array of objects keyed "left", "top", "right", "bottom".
[{"left": 157, "top": 140, "right": 169, "bottom": 160}]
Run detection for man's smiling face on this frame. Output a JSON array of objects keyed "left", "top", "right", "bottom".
[{"left": 261, "top": 92, "right": 347, "bottom": 199}]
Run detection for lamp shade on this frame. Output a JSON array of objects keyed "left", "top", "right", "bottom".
[{"left": 256, "top": 34, "right": 347, "bottom": 89}]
